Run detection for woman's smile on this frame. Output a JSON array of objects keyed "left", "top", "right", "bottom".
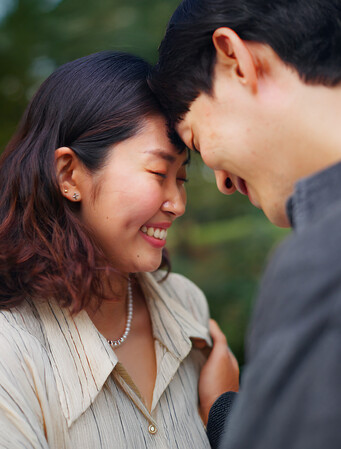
[
  {"left": 140, "top": 221, "right": 171, "bottom": 248},
  {"left": 78, "top": 116, "right": 187, "bottom": 274}
]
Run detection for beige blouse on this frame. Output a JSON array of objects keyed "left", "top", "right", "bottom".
[{"left": 0, "top": 271, "right": 212, "bottom": 448}]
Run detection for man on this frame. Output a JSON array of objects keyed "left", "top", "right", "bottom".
[{"left": 151, "top": 1, "right": 341, "bottom": 448}]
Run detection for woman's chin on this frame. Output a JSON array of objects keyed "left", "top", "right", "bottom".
[{"left": 129, "top": 254, "right": 163, "bottom": 274}]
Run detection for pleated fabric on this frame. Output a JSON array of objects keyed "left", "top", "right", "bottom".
[{"left": 0, "top": 271, "right": 212, "bottom": 449}]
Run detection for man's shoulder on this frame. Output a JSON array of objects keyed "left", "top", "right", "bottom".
[
  {"left": 271, "top": 200, "right": 341, "bottom": 279},
  {"left": 248, "top": 203, "right": 341, "bottom": 353}
]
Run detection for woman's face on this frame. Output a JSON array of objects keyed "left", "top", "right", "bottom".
[{"left": 78, "top": 116, "right": 187, "bottom": 274}]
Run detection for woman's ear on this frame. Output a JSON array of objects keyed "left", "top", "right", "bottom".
[
  {"left": 54, "top": 147, "right": 86, "bottom": 202},
  {"left": 212, "top": 27, "right": 258, "bottom": 93}
]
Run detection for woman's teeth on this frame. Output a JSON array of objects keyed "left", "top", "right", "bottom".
[{"left": 141, "top": 226, "right": 167, "bottom": 240}]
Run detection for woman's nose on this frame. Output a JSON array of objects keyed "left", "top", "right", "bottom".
[
  {"left": 161, "top": 186, "right": 186, "bottom": 217},
  {"left": 214, "top": 170, "right": 236, "bottom": 195}
]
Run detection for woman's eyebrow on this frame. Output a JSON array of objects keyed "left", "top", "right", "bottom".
[
  {"left": 143, "top": 149, "right": 177, "bottom": 163},
  {"left": 183, "top": 153, "right": 190, "bottom": 166}
]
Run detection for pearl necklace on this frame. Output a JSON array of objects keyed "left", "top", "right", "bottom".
[{"left": 107, "top": 278, "right": 133, "bottom": 348}]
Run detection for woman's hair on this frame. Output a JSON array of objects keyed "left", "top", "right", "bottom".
[{"left": 0, "top": 51, "right": 179, "bottom": 312}]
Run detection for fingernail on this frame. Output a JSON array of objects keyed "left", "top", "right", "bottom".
[{"left": 225, "top": 177, "right": 233, "bottom": 189}]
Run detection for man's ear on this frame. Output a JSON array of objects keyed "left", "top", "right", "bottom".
[
  {"left": 54, "top": 147, "right": 87, "bottom": 202},
  {"left": 212, "top": 27, "right": 258, "bottom": 93}
]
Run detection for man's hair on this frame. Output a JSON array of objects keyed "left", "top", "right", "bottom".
[{"left": 151, "top": 0, "right": 341, "bottom": 125}]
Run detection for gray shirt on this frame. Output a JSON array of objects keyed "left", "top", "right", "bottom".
[{"left": 219, "top": 161, "right": 341, "bottom": 449}]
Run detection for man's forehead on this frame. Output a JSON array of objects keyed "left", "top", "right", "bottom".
[
  {"left": 175, "top": 115, "right": 191, "bottom": 143},
  {"left": 174, "top": 93, "right": 210, "bottom": 148}
]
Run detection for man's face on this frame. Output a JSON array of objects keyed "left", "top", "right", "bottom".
[{"left": 176, "top": 62, "right": 297, "bottom": 228}]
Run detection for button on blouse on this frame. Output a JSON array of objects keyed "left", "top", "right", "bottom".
[{"left": 0, "top": 271, "right": 212, "bottom": 449}]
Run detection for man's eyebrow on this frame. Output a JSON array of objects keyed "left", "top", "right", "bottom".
[{"left": 143, "top": 149, "right": 177, "bottom": 163}]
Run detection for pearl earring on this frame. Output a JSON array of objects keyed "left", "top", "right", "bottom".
[{"left": 64, "top": 188, "right": 68, "bottom": 193}]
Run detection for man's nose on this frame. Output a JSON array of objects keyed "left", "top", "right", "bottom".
[{"left": 214, "top": 170, "right": 236, "bottom": 195}]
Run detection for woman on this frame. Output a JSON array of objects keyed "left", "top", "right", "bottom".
[{"left": 0, "top": 51, "right": 238, "bottom": 448}]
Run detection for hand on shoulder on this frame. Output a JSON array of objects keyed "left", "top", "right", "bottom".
[{"left": 199, "top": 319, "right": 239, "bottom": 425}]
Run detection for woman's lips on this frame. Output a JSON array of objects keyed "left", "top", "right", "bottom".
[
  {"left": 139, "top": 223, "right": 171, "bottom": 248},
  {"left": 140, "top": 230, "right": 167, "bottom": 248}
]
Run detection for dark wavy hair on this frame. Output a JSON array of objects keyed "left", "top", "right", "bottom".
[
  {"left": 151, "top": 0, "right": 341, "bottom": 124},
  {"left": 0, "top": 51, "right": 183, "bottom": 312}
]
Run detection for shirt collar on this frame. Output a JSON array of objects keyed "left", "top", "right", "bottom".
[
  {"left": 34, "top": 299, "right": 118, "bottom": 427},
  {"left": 138, "top": 272, "right": 211, "bottom": 359},
  {"left": 35, "top": 272, "right": 210, "bottom": 427},
  {"left": 138, "top": 272, "right": 211, "bottom": 412},
  {"left": 286, "top": 161, "right": 341, "bottom": 232}
]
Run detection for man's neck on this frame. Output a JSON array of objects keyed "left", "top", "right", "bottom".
[{"left": 289, "top": 80, "right": 341, "bottom": 179}]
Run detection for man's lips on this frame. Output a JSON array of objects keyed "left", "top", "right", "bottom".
[
  {"left": 235, "top": 177, "right": 248, "bottom": 196},
  {"left": 234, "top": 177, "right": 261, "bottom": 208}
]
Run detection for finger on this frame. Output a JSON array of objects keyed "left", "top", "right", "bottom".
[
  {"left": 209, "top": 319, "right": 227, "bottom": 345},
  {"left": 229, "top": 351, "right": 240, "bottom": 374},
  {"left": 210, "top": 320, "right": 239, "bottom": 371}
]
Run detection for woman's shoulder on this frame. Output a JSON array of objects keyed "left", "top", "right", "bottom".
[
  {"left": 151, "top": 270, "right": 210, "bottom": 324},
  {"left": 0, "top": 305, "right": 50, "bottom": 382},
  {"left": 0, "top": 300, "right": 48, "bottom": 356},
  {"left": 0, "top": 304, "right": 65, "bottom": 446}
]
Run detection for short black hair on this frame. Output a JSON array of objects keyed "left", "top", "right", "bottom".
[{"left": 150, "top": 0, "right": 341, "bottom": 125}]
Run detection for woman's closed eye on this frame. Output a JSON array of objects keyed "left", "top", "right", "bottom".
[
  {"left": 177, "top": 168, "right": 189, "bottom": 184},
  {"left": 150, "top": 171, "right": 188, "bottom": 184},
  {"left": 150, "top": 171, "right": 166, "bottom": 179},
  {"left": 177, "top": 176, "right": 189, "bottom": 184}
]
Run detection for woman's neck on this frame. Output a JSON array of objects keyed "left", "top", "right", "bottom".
[{"left": 86, "top": 273, "right": 131, "bottom": 342}]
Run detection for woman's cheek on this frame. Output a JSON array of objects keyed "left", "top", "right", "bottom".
[{"left": 136, "top": 191, "right": 164, "bottom": 217}]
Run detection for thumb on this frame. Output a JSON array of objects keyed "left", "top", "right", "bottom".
[{"left": 209, "top": 319, "right": 228, "bottom": 346}]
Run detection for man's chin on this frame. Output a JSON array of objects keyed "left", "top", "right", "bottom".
[
  {"left": 260, "top": 202, "right": 291, "bottom": 228},
  {"left": 266, "top": 210, "right": 291, "bottom": 228}
]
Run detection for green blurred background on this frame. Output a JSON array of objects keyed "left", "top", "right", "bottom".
[{"left": 0, "top": 0, "right": 288, "bottom": 366}]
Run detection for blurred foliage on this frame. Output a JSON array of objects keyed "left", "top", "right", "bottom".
[
  {"left": 168, "top": 157, "right": 288, "bottom": 366},
  {"left": 0, "top": 0, "right": 289, "bottom": 366}
]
